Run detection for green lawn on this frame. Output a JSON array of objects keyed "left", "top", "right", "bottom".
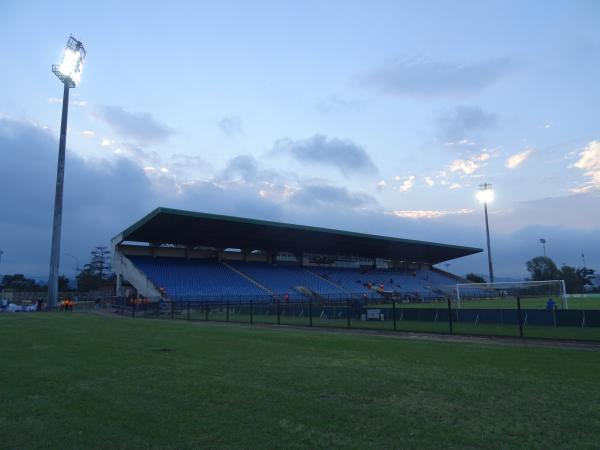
[{"left": 1, "top": 313, "right": 599, "bottom": 449}]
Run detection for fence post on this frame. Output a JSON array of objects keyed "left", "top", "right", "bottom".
[
  {"left": 309, "top": 298, "right": 313, "bottom": 327},
  {"left": 250, "top": 300, "right": 254, "bottom": 325},
  {"left": 346, "top": 298, "right": 351, "bottom": 329},
  {"left": 205, "top": 302, "right": 209, "bottom": 321},
  {"left": 170, "top": 301, "right": 174, "bottom": 320},
  {"left": 277, "top": 297, "right": 280, "bottom": 325},
  {"left": 187, "top": 302, "right": 190, "bottom": 321},
  {"left": 392, "top": 299, "right": 397, "bottom": 331},
  {"left": 226, "top": 301, "right": 230, "bottom": 322},
  {"left": 517, "top": 296, "right": 524, "bottom": 338},
  {"left": 446, "top": 296, "right": 453, "bottom": 335},
  {"left": 156, "top": 301, "right": 159, "bottom": 318},
  {"left": 131, "top": 301, "right": 136, "bottom": 318}
]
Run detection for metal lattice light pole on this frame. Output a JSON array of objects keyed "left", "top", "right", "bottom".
[
  {"left": 477, "top": 183, "right": 494, "bottom": 283},
  {"left": 48, "top": 36, "right": 86, "bottom": 310}
]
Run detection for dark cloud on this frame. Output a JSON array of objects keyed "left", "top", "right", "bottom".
[
  {"left": 2, "top": 118, "right": 599, "bottom": 280},
  {"left": 362, "top": 56, "right": 514, "bottom": 97},
  {"left": 94, "top": 105, "right": 173, "bottom": 145},
  {"left": 0, "top": 118, "right": 154, "bottom": 278},
  {"left": 438, "top": 106, "right": 498, "bottom": 141},
  {"left": 289, "top": 185, "right": 375, "bottom": 208},
  {"left": 273, "top": 134, "right": 378, "bottom": 175},
  {"left": 217, "top": 154, "right": 284, "bottom": 186},
  {"left": 218, "top": 116, "right": 243, "bottom": 137}
]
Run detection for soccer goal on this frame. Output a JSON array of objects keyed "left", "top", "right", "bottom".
[{"left": 454, "top": 280, "right": 568, "bottom": 309}]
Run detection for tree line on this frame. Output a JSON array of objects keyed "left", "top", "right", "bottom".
[
  {"left": 465, "top": 256, "right": 596, "bottom": 294},
  {"left": 1, "top": 246, "right": 114, "bottom": 292}
]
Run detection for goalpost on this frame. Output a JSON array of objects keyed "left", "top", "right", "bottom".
[{"left": 454, "top": 280, "right": 568, "bottom": 309}]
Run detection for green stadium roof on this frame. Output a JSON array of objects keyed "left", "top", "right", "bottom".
[{"left": 113, "top": 207, "right": 482, "bottom": 264}]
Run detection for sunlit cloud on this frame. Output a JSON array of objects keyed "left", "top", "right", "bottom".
[
  {"left": 571, "top": 140, "right": 600, "bottom": 192},
  {"left": 424, "top": 176, "right": 434, "bottom": 187},
  {"left": 101, "top": 138, "right": 112, "bottom": 147},
  {"left": 387, "top": 208, "right": 475, "bottom": 219},
  {"left": 376, "top": 180, "right": 386, "bottom": 191},
  {"left": 449, "top": 159, "right": 478, "bottom": 174},
  {"left": 398, "top": 175, "right": 416, "bottom": 193},
  {"left": 81, "top": 130, "right": 95, "bottom": 137},
  {"left": 505, "top": 149, "right": 533, "bottom": 169},
  {"left": 449, "top": 182, "right": 462, "bottom": 190},
  {"left": 449, "top": 150, "right": 491, "bottom": 174}
]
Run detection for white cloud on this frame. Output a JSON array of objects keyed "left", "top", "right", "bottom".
[
  {"left": 474, "top": 152, "right": 491, "bottom": 162},
  {"left": 424, "top": 176, "right": 434, "bottom": 187},
  {"left": 81, "top": 130, "right": 95, "bottom": 137},
  {"left": 505, "top": 149, "right": 533, "bottom": 169},
  {"left": 571, "top": 140, "right": 600, "bottom": 192},
  {"left": 73, "top": 100, "right": 87, "bottom": 107},
  {"left": 398, "top": 175, "right": 415, "bottom": 193},
  {"left": 449, "top": 159, "right": 478, "bottom": 174},
  {"left": 449, "top": 150, "right": 491, "bottom": 174},
  {"left": 101, "top": 138, "right": 112, "bottom": 147},
  {"left": 387, "top": 208, "right": 474, "bottom": 219},
  {"left": 444, "top": 139, "right": 476, "bottom": 147},
  {"left": 376, "top": 180, "right": 386, "bottom": 190},
  {"left": 449, "top": 182, "right": 462, "bottom": 190},
  {"left": 47, "top": 97, "right": 62, "bottom": 104}
]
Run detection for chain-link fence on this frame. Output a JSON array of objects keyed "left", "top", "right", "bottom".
[{"left": 108, "top": 294, "right": 600, "bottom": 342}]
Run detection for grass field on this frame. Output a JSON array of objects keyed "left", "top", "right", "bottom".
[{"left": 1, "top": 313, "right": 600, "bottom": 449}]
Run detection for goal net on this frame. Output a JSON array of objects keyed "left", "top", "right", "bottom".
[{"left": 454, "top": 280, "right": 568, "bottom": 309}]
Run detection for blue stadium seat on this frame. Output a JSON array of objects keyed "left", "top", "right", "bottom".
[{"left": 127, "top": 256, "right": 269, "bottom": 301}]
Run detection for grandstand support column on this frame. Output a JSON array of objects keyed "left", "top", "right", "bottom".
[
  {"left": 47, "top": 83, "right": 70, "bottom": 310},
  {"left": 116, "top": 274, "right": 123, "bottom": 298}
]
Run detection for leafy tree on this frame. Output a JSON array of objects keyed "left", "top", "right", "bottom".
[
  {"left": 526, "top": 256, "right": 559, "bottom": 281},
  {"left": 1, "top": 274, "right": 39, "bottom": 291},
  {"left": 58, "top": 275, "right": 70, "bottom": 291},
  {"left": 576, "top": 267, "right": 595, "bottom": 290},
  {"left": 465, "top": 273, "right": 486, "bottom": 283},
  {"left": 558, "top": 265, "right": 581, "bottom": 293},
  {"left": 77, "top": 246, "right": 113, "bottom": 292}
]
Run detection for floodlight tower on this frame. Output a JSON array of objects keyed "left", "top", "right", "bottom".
[
  {"left": 539, "top": 238, "right": 547, "bottom": 257},
  {"left": 47, "top": 36, "right": 86, "bottom": 310},
  {"left": 476, "top": 183, "right": 494, "bottom": 283}
]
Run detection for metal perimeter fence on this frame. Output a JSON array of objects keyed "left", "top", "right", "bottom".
[{"left": 107, "top": 295, "right": 600, "bottom": 342}]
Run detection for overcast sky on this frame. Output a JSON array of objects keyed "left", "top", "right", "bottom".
[{"left": 1, "top": 0, "right": 599, "bottom": 281}]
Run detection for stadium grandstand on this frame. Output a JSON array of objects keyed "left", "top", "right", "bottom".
[{"left": 111, "top": 207, "right": 482, "bottom": 303}]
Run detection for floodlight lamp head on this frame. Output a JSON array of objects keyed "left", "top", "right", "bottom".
[
  {"left": 52, "top": 36, "right": 86, "bottom": 88},
  {"left": 476, "top": 184, "right": 494, "bottom": 204}
]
